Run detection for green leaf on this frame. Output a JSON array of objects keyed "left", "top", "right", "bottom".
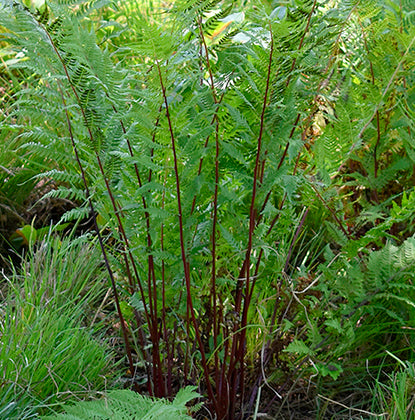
[
  {"left": 324, "top": 318, "right": 343, "bottom": 334},
  {"left": 316, "top": 362, "right": 343, "bottom": 380},
  {"left": 284, "top": 339, "right": 315, "bottom": 356}
]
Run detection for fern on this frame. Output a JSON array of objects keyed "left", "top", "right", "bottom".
[
  {"left": 42, "top": 387, "right": 200, "bottom": 420},
  {"left": 2, "top": 0, "right": 415, "bottom": 418}
]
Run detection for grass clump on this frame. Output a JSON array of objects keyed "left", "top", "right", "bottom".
[{"left": 0, "top": 235, "right": 117, "bottom": 419}]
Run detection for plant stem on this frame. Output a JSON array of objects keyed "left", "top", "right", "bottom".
[{"left": 155, "top": 57, "right": 217, "bottom": 412}]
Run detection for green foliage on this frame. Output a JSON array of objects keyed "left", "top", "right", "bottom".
[
  {"left": 0, "top": 235, "right": 116, "bottom": 418},
  {"left": 42, "top": 387, "right": 200, "bottom": 420},
  {"left": 0, "top": 0, "right": 414, "bottom": 417},
  {"left": 372, "top": 357, "right": 415, "bottom": 420},
  {"left": 9, "top": 221, "right": 69, "bottom": 249},
  {"left": 287, "top": 233, "right": 415, "bottom": 416}
]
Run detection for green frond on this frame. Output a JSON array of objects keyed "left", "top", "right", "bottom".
[
  {"left": 34, "top": 169, "right": 81, "bottom": 184},
  {"left": 174, "top": 0, "right": 222, "bottom": 16},
  {"left": 60, "top": 205, "right": 90, "bottom": 222},
  {"left": 41, "top": 387, "right": 199, "bottom": 420},
  {"left": 202, "top": 3, "right": 232, "bottom": 35},
  {"left": 42, "top": 186, "right": 86, "bottom": 202}
]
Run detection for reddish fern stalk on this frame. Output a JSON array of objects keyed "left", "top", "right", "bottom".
[
  {"left": 197, "top": 16, "right": 222, "bottom": 401},
  {"left": 226, "top": 23, "right": 275, "bottom": 419},
  {"left": 155, "top": 57, "right": 218, "bottom": 414}
]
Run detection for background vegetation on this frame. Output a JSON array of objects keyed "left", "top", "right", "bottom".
[{"left": 0, "top": 0, "right": 414, "bottom": 418}]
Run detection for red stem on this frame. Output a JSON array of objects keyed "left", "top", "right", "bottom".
[
  {"left": 228, "top": 23, "right": 274, "bottom": 419},
  {"left": 197, "top": 16, "right": 221, "bottom": 398},
  {"left": 155, "top": 58, "right": 218, "bottom": 412}
]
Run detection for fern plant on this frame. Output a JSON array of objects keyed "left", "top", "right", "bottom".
[
  {"left": 41, "top": 387, "right": 200, "bottom": 420},
  {"left": 1, "top": 0, "right": 415, "bottom": 418}
]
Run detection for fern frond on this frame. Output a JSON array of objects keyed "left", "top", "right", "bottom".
[{"left": 42, "top": 387, "right": 199, "bottom": 420}]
